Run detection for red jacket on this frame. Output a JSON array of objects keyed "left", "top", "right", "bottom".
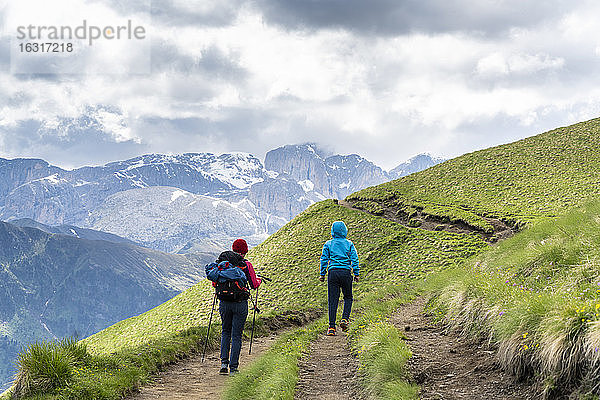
[{"left": 244, "top": 260, "right": 262, "bottom": 289}]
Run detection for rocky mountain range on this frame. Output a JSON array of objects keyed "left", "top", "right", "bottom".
[{"left": 0, "top": 146, "right": 444, "bottom": 254}]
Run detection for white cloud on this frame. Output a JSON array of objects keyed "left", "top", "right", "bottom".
[
  {"left": 476, "top": 52, "right": 564, "bottom": 77},
  {"left": 2, "top": 1, "right": 600, "bottom": 170}
]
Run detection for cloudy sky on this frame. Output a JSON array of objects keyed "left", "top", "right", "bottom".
[{"left": 1, "top": 0, "right": 600, "bottom": 170}]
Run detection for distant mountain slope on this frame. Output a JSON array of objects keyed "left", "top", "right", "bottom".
[
  {"left": 85, "top": 186, "right": 280, "bottom": 253},
  {"left": 0, "top": 221, "right": 205, "bottom": 389},
  {"left": 388, "top": 153, "right": 446, "bottom": 179},
  {"left": 350, "top": 118, "right": 600, "bottom": 229},
  {"left": 0, "top": 152, "right": 266, "bottom": 226},
  {"left": 9, "top": 218, "right": 140, "bottom": 246}
]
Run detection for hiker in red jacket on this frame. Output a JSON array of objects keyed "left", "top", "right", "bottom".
[{"left": 209, "top": 239, "right": 261, "bottom": 375}]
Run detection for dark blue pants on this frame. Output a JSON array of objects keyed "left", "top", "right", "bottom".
[
  {"left": 327, "top": 268, "right": 353, "bottom": 328},
  {"left": 219, "top": 300, "right": 248, "bottom": 369}
]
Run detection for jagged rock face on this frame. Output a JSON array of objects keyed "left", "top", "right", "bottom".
[
  {"left": 265, "top": 144, "right": 388, "bottom": 199},
  {"left": 389, "top": 154, "right": 446, "bottom": 179},
  {"left": 248, "top": 175, "right": 313, "bottom": 219},
  {"left": 0, "top": 159, "right": 62, "bottom": 206},
  {"left": 265, "top": 144, "right": 333, "bottom": 196},
  {"left": 1, "top": 174, "right": 85, "bottom": 225},
  {"left": 325, "top": 154, "right": 388, "bottom": 198}
]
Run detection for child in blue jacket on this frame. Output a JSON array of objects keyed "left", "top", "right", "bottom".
[{"left": 319, "top": 221, "right": 359, "bottom": 335}]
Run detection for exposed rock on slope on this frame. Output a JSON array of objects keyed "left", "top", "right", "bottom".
[
  {"left": 86, "top": 186, "right": 278, "bottom": 253},
  {"left": 265, "top": 143, "right": 389, "bottom": 199}
]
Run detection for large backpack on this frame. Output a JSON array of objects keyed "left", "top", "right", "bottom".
[
  {"left": 206, "top": 261, "right": 250, "bottom": 302},
  {"left": 215, "top": 279, "right": 250, "bottom": 302}
]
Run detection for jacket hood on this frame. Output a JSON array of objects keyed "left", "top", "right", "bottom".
[{"left": 331, "top": 221, "right": 348, "bottom": 238}]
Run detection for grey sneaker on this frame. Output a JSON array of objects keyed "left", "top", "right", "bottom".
[
  {"left": 229, "top": 367, "right": 239, "bottom": 375},
  {"left": 219, "top": 363, "right": 228, "bottom": 375}
]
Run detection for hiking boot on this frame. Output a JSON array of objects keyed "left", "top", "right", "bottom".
[
  {"left": 340, "top": 319, "right": 349, "bottom": 332},
  {"left": 229, "top": 367, "right": 239, "bottom": 375},
  {"left": 219, "top": 363, "right": 228, "bottom": 375},
  {"left": 327, "top": 327, "right": 336, "bottom": 336}
]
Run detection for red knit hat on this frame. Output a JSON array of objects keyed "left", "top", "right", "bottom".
[{"left": 232, "top": 239, "right": 248, "bottom": 255}]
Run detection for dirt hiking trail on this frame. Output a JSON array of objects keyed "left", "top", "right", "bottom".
[
  {"left": 128, "top": 333, "right": 279, "bottom": 400},
  {"left": 295, "top": 330, "right": 364, "bottom": 400},
  {"left": 394, "top": 297, "right": 537, "bottom": 400}
]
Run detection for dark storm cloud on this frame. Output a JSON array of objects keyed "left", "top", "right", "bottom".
[{"left": 256, "top": 0, "right": 572, "bottom": 36}]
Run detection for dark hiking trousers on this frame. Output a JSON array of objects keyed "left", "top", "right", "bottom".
[
  {"left": 327, "top": 268, "right": 353, "bottom": 328},
  {"left": 219, "top": 300, "right": 248, "bottom": 369}
]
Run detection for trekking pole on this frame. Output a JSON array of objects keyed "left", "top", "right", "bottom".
[
  {"left": 201, "top": 293, "right": 217, "bottom": 363},
  {"left": 249, "top": 285, "right": 259, "bottom": 355},
  {"left": 249, "top": 274, "right": 270, "bottom": 354}
]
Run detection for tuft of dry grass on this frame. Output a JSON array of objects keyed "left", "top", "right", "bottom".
[{"left": 425, "top": 201, "right": 600, "bottom": 398}]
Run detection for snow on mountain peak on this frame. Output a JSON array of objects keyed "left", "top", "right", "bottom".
[
  {"left": 298, "top": 179, "right": 315, "bottom": 192},
  {"left": 207, "top": 153, "right": 264, "bottom": 189},
  {"left": 103, "top": 152, "right": 265, "bottom": 190},
  {"left": 42, "top": 174, "right": 61, "bottom": 184},
  {"left": 170, "top": 190, "right": 188, "bottom": 203}
]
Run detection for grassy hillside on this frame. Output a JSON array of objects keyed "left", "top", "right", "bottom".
[
  {"left": 426, "top": 201, "right": 600, "bottom": 398},
  {"left": 349, "top": 117, "right": 600, "bottom": 229}
]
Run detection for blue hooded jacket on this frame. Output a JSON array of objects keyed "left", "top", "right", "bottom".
[{"left": 320, "top": 221, "right": 359, "bottom": 276}]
